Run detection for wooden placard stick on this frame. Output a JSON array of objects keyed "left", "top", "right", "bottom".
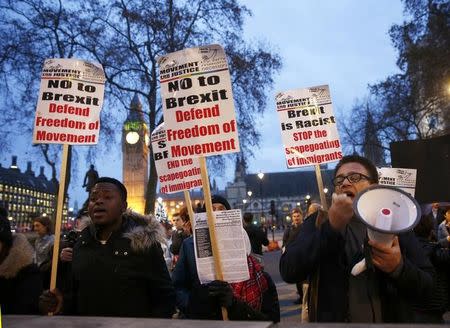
[
  {"left": 314, "top": 164, "right": 328, "bottom": 211},
  {"left": 183, "top": 190, "right": 195, "bottom": 231},
  {"left": 199, "top": 157, "right": 228, "bottom": 320},
  {"left": 48, "top": 144, "right": 69, "bottom": 315}
]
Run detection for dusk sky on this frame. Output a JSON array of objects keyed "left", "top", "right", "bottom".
[{"left": 2, "top": 0, "right": 406, "bottom": 208}]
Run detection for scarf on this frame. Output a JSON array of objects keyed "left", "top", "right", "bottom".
[{"left": 230, "top": 255, "right": 268, "bottom": 311}]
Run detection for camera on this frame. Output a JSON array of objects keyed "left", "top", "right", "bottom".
[{"left": 64, "top": 230, "right": 79, "bottom": 248}]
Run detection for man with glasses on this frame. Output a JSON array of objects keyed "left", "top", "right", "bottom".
[{"left": 280, "top": 155, "right": 433, "bottom": 323}]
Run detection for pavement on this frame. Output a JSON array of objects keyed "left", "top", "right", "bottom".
[{"left": 262, "top": 231, "right": 302, "bottom": 323}]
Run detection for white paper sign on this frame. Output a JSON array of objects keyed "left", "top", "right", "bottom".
[
  {"left": 377, "top": 167, "right": 417, "bottom": 196},
  {"left": 33, "top": 58, "right": 106, "bottom": 145},
  {"left": 151, "top": 123, "right": 202, "bottom": 194},
  {"left": 276, "top": 85, "right": 343, "bottom": 168},
  {"left": 159, "top": 44, "right": 240, "bottom": 159},
  {"left": 193, "top": 209, "right": 249, "bottom": 284}
]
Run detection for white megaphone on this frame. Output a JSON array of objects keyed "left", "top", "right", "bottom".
[{"left": 350, "top": 185, "right": 421, "bottom": 276}]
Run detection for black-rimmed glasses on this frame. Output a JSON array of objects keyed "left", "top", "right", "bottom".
[{"left": 332, "top": 172, "right": 371, "bottom": 187}]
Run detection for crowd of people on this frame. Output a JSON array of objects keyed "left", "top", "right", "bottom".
[{"left": 0, "top": 155, "right": 449, "bottom": 324}]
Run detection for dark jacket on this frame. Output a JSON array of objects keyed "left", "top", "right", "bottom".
[
  {"left": 173, "top": 237, "right": 280, "bottom": 322},
  {"left": 68, "top": 210, "right": 176, "bottom": 318},
  {"left": 244, "top": 225, "right": 269, "bottom": 255},
  {"left": 0, "top": 234, "right": 42, "bottom": 314},
  {"left": 280, "top": 210, "right": 434, "bottom": 323},
  {"left": 413, "top": 237, "right": 449, "bottom": 322},
  {"left": 282, "top": 224, "right": 301, "bottom": 247},
  {"left": 170, "top": 229, "right": 189, "bottom": 256}
]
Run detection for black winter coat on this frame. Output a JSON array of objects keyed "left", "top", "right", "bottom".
[
  {"left": 244, "top": 225, "right": 269, "bottom": 255},
  {"left": 413, "top": 237, "right": 449, "bottom": 322},
  {"left": 0, "top": 234, "right": 42, "bottom": 314},
  {"left": 173, "top": 237, "right": 280, "bottom": 322},
  {"left": 280, "top": 211, "right": 434, "bottom": 323},
  {"left": 68, "top": 210, "right": 176, "bottom": 318}
]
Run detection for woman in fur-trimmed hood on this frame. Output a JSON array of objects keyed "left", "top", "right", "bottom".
[
  {"left": 0, "top": 208, "right": 42, "bottom": 314},
  {"left": 40, "top": 178, "right": 176, "bottom": 318}
]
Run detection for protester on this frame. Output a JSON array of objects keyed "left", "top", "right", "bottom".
[
  {"left": 172, "top": 195, "right": 280, "bottom": 322},
  {"left": 57, "top": 209, "right": 91, "bottom": 307},
  {"left": 0, "top": 207, "right": 42, "bottom": 314},
  {"left": 170, "top": 212, "right": 189, "bottom": 256},
  {"left": 413, "top": 214, "right": 449, "bottom": 323},
  {"left": 426, "top": 202, "right": 445, "bottom": 237},
  {"left": 160, "top": 220, "right": 174, "bottom": 271},
  {"left": 243, "top": 212, "right": 269, "bottom": 263},
  {"left": 437, "top": 208, "right": 450, "bottom": 242},
  {"left": 282, "top": 208, "right": 303, "bottom": 247},
  {"left": 282, "top": 208, "right": 304, "bottom": 305},
  {"left": 280, "top": 155, "right": 434, "bottom": 323},
  {"left": 179, "top": 205, "right": 192, "bottom": 236},
  {"left": 33, "top": 216, "right": 54, "bottom": 289},
  {"left": 39, "top": 177, "right": 176, "bottom": 318}
]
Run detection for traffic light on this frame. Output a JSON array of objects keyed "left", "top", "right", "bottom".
[{"left": 270, "top": 200, "right": 276, "bottom": 215}]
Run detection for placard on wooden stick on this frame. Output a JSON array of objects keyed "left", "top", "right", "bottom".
[
  {"left": 276, "top": 85, "right": 342, "bottom": 209},
  {"left": 32, "top": 59, "right": 106, "bottom": 304},
  {"left": 159, "top": 44, "right": 241, "bottom": 320}
]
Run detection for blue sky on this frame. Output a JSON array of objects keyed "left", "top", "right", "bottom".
[
  {"left": 2, "top": 0, "right": 405, "bottom": 208},
  {"left": 222, "top": 0, "right": 404, "bottom": 182}
]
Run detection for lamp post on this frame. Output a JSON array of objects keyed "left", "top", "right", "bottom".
[
  {"left": 257, "top": 172, "right": 265, "bottom": 233},
  {"left": 242, "top": 198, "right": 248, "bottom": 210},
  {"left": 257, "top": 171, "right": 264, "bottom": 219},
  {"left": 246, "top": 190, "right": 252, "bottom": 212}
]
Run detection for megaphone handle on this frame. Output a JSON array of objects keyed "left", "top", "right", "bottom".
[{"left": 364, "top": 237, "right": 374, "bottom": 271}]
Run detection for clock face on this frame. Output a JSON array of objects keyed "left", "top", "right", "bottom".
[
  {"left": 144, "top": 134, "right": 150, "bottom": 146},
  {"left": 126, "top": 131, "right": 140, "bottom": 145}
]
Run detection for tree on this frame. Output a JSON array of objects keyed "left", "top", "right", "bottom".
[
  {"left": 370, "top": 0, "right": 449, "bottom": 140},
  {"left": 341, "top": 98, "right": 388, "bottom": 165},
  {"left": 0, "top": 0, "right": 282, "bottom": 213},
  {"left": 0, "top": 0, "right": 91, "bottom": 216},
  {"left": 343, "top": 0, "right": 449, "bottom": 155}
]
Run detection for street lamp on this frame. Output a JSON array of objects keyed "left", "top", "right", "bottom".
[
  {"left": 247, "top": 190, "right": 252, "bottom": 197},
  {"left": 242, "top": 199, "right": 248, "bottom": 210},
  {"left": 323, "top": 188, "right": 328, "bottom": 194}
]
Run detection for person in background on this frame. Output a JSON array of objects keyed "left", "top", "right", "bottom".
[
  {"left": 172, "top": 195, "right": 280, "bottom": 322},
  {"left": 160, "top": 220, "right": 173, "bottom": 272},
  {"left": 179, "top": 205, "right": 193, "bottom": 236},
  {"left": 426, "top": 202, "right": 445, "bottom": 237},
  {"left": 282, "top": 208, "right": 304, "bottom": 305},
  {"left": 33, "top": 216, "right": 54, "bottom": 289},
  {"left": 0, "top": 207, "right": 42, "bottom": 314},
  {"left": 57, "top": 210, "right": 92, "bottom": 308},
  {"left": 437, "top": 208, "right": 450, "bottom": 242},
  {"left": 170, "top": 212, "right": 189, "bottom": 257},
  {"left": 243, "top": 212, "right": 269, "bottom": 264},
  {"left": 413, "top": 214, "right": 449, "bottom": 323}
]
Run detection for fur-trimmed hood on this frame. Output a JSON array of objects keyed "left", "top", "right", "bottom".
[
  {"left": 122, "top": 210, "right": 167, "bottom": 252},
  {"left": 88, "top": 209, "right": 167, "bottom": 253},
  {"left": 0, "top": 234, "right": 34, "bottom": 279}
]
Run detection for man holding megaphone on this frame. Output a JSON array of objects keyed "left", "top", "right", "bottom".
[{"left": 280, "top": 155, "right": 434, "bottom": 323}]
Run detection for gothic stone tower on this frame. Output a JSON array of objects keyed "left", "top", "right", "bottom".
[{"left": 122, "top": 94, "right": 149, "bottom": 213}]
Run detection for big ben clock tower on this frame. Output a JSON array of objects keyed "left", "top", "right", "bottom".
[{"left": 122, "top": 94, "right": 149, "bottom": 214}]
